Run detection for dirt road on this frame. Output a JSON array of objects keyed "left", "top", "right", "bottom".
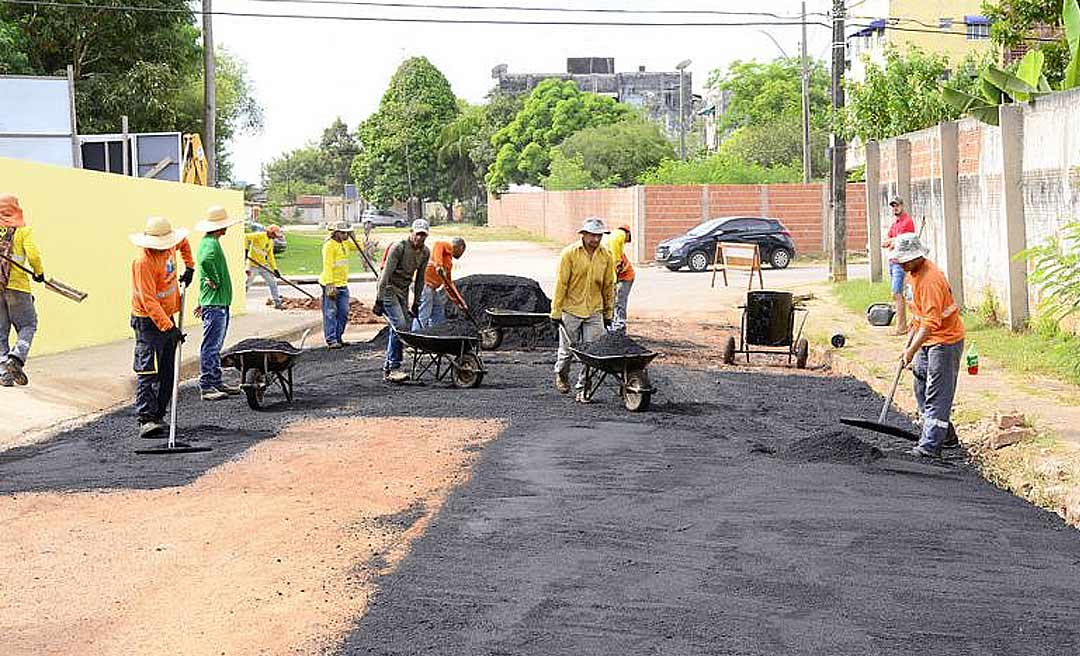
[{"left": 3, "top": 333, "right": 1080, "bottom": 654}]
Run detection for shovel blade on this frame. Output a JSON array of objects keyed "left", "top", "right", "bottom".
[
  {"left": 839, "top": 416, "right": 920, "bottom": 442},
  {"left": 45, "top": 278, "right": 87, "bottom": 303}
]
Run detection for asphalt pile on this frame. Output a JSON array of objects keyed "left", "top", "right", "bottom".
[
  {"left": 446, "top": 274, "right": 557, "bottom": 348},
  {"left": 415, "top": 320, "right": 479, "bottom": 338},
  {"left": 581, "top": 331, "right": 651, "bottom": 357},
  {"left": 273, "top": 297, "right": 380, "bottom": 324},
  {"left": 779, "top": 427, "right": 884, "bottom": 465},
  {"left": 224, "top": 338, "right": 300, "bottom": 355}
]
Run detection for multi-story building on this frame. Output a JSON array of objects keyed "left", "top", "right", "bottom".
[{"left": 846, "top": 0, "right": 997, "bottom": 82}]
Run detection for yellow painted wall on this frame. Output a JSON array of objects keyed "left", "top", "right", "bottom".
[
  {"left": 889, "top": 0, "right": 996, "bottom": 63},
  {"left": 0, "top": 157, "right": 245, "bottom": 357}
]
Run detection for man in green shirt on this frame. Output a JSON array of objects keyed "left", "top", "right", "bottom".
[{"left": 195, "top": 206, "right": 242, "bottom": 401}]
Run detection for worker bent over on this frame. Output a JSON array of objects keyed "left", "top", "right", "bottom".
[
  {"left": 894, "top": 234, "right": 965, "bottom": 458},
  {"left": 196, "top": 206, "right": 242, "bottom": 401},
  {"left": 130, "top": 216, "right": 194, "bottom": 439},
  {"left": 375, "top": 219, "right": 430, "bottom": 382},
  {"left": 319, "top": 222, "right": 361, "bottom": 349},
  {"left": 602, "top": 224, "right": 635, "bottom": 333},
  {"left": 0, "top": 193, "right": 44, "bottom": 387},
  {"left": 551, "top": 217, "right": 615, "bottom": 402},
  {"left": 413, "top": 237, "right": 467, "bottom": 330},
  {"left": 246, "top": 224, "right": 283, "bottom": 309}
]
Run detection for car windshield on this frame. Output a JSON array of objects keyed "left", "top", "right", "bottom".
[{"left": 686, "top": 218, "right": 728, "bottom": 237}]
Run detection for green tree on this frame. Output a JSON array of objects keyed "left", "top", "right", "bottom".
[
  {"left": 718, "top": 121, "right": 829, "bottom": 179},
  {"left": 262, "top": 146, "right": 330, "bottom": 203},
  {"left": 437, "top": 103, "right": 484, "bottom": 217},
  {"left": 985, "top": 0, "right": 1071, "bottom": 85},
  {"left": 486, "top": 79, "right": 633, "bottom": 193},
  {"left": 638, "top": 152, "right": 800, "bottom": 185},
  {"left": 352, "top": 56, "right": 459, "bottom": 215},
  {"left": 0, "top": 19, "right": 30, "bottom": 74},
  {"left": 841, "top": 47, "right": 986, "bottom": 142},
  {"left": 542, "top": 151, "right": 597, "bottom": 191},
  {"left": 546, "top": 120, "right": 675, "bottom": 189},
  {"left": 470, "top": 90, "right": 524, "bottom": 185},
  {"left": 708, "top": 57, "right": 830, "bottom": 133},
  {"left": 320, "top": 117, "right": 361, "bottom": 195}
]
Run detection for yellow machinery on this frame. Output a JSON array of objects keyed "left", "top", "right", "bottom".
[{"left": 182, "top": 133, "right": 209, "bottom": 185}]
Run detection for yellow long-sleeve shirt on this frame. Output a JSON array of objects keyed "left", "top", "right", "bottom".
[
  {"left": 601, "top": 229, "right": 635, "bottom": 282},
  {"left": 0, "top": 226, "right": 43, "bottom": 294},
  {"left": 318, "top": 238, "right": 358, "bottom": 287},
  {"left": 551, "top": 241, "right": 615, "bottom": 321},
  {"left": 245, "top": 232, "right": 278, "bottom": 270}
]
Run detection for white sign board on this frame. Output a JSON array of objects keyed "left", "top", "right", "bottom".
[{"left": 0, "top": 75, "right": 76, "bottom": 167}]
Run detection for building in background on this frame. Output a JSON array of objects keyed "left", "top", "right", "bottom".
[
  {"left": 493, "top": 57, "right": 696, "bottom": 140},
  {"left": 846, "top": 0, "right": 996, "bottom": 83}
]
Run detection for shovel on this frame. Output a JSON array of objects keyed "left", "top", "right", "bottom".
[
  {"left": 839, "top": 333, "right": 920, "bottom": 442},
  {"left": 0, "top": 252, "right": 87, "bottom": 302},
  {"left": 246, "top": 256, "right": 316, "bottom": 300}
]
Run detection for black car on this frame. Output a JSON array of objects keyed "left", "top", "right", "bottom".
[{"left": 655, "top": 216, "right": 797, "bottom": 272}]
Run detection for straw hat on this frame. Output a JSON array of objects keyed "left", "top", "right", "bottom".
[
  {"left": 129, "top": 216, "right": 189, "bottom": 250},
  {"left": 327, "top": 221, "right": 353, "bottom": 233},
  {"left": 0, "top": 193, "right": 25, "bottom": 228},
  {"left": 891, "top": 233, "right": 929, "bottom": 264},
  {"left": 194, "top": 205, "right": 242, "bottom": 233}
]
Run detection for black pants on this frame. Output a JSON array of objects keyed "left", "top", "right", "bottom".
[{"left": 131, "top": 316, "right": 178, "bottom": 424}]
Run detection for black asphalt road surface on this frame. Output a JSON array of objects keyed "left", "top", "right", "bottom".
[{"left": 4, "top": 341, "right": 1080, "bottom": 654}]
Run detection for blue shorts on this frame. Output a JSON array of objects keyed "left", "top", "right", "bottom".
[{"left": 889, "top": 262, "right": 906, "bottom": 295}]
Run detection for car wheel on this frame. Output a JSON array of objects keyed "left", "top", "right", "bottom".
[
  {"left": 665, "top": 265, "right": 682, "bottom": 272},
  {"left": 769, "top": 248, "right": 793, "bottom": 269},
  {"left": 394, "top": 220, "right": 407, "bottom": 228},
  {"left": 687, "top": 250, "right": 711, "bottom": 273}
]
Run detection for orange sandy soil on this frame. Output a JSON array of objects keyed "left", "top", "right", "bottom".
[{"left": 0, "top": 417, "right": 503, "bottom": 655}]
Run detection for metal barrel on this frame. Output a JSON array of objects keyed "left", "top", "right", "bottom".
[{"left": 745, "top": 291, "right": 795, "bottom": 347}]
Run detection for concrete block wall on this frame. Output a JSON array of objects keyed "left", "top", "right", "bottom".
[{"left": 487, "top": 187, "right": 637, "bottom": 249}]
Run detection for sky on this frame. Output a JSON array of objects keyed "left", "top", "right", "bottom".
[{"left": 214, "top": 0, "right": 840, "bottom": 183}]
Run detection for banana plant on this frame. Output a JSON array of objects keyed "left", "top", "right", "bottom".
[{"left": 943, "top": 0, "right": 1080, "bottom": 126}]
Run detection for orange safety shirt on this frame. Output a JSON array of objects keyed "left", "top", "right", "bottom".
[
  {"left": 131, "top": 239, "right": 194, "bottom": 332},
  {"left": 424, "top": 241, "right": 454, "bottom": 289},
  {"left": 905, "top": 258, "right": 965, "bottom": 346}
]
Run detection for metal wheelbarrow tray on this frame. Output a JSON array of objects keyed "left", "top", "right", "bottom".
[
  {"left": 482, "top": 308, "right": 551, "bottom": 350},
  {"left": 221, "top": 335, "right": 306, "bottom": 410},
  {"left": 722, "top": 290, "right": 810, "bottom": 369},
  {"left": 569, "top": 347, "right": 659, "bottom": 412},
  {"left": 396, "top": 330, "right": 487, "bottom": 388}
]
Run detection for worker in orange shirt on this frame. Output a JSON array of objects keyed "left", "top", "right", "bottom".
[
  {"left": 602, "top": 224, "right": 635, "bottom": 332},
  {"left": 129, "top": 216, "right": 195, "bottom": 439},
  {"left": 893, "top": 234, "right": 965, "bottom": 458},
  {"left": 413, "top": 237, "right": 467, "bottom": 330}
]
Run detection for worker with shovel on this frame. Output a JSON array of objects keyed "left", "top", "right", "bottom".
[
  {"left": 550, "top": 217, "right": 615, "bottom": 400},
  {"left": 195, "top": 206, "right": 242, "bottom": 401},
  {"left": 130, "top": 217, "right": 195, "bottom": 439},
  {"left": 0, "top": 193, "right": 43, "bottom": 387},
  {"left": 375, "top": 219, "right": 430, "bottom": 382},
  {"left": 319, "top": 221, "right": 364, "bottom": 349},
  {"left": 602, "top": 224, "right": 635, "bottom": 333},
  {"left": 412, "top": 237, "right": 467, "bottom": 330},
  {"left": 245, "top": 224, "right": 284, "bottom": 309},
  {"left": 893, "top": 234, "right": 965, "bottom": 458}
]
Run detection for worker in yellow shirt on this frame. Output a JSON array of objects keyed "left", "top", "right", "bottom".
[
  {"left": 246, "top": 224, "right": 283, "bottom": 309},
  {"left": 0, "top": 193, "right": 44, "bottom": 387},
  {"left": 601, "top": 224, "right": 635, "bottom": 332},
  {"left": 319, "top": 221, "right": 360, "bottom": 349},
  {"left": 550, "top": 217, "right": 615, "bottom": 400}
]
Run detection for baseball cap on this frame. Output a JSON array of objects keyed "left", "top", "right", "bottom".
[
  {"left": 411, "top": 218, "right": 430, "bottom": 234},
  {"left": 579, "top": 217, "right": 609, "bottom": 235}
]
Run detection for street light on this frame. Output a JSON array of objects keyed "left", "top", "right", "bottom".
[
  {"left": 676, "top": 59, "right": 692, "bottom": 160},
  {"left": 757, "top": 30, "right": 790, "bottom": 59}
]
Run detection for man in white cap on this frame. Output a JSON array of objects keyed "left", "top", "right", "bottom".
[
  {"left": 550, "top": 217, "right": 615, "bottom": 399},
  {"left": 319, "top": 221, "right": 361, "bottom": 349},
  {"left": 195, "top": 206, "right": 242, "bottom": 401},
  {"left": 375, "top": 218, "right": 430, "bottom": 382},
  {"left": 130, "top": 216, "right": 195, "bottom": 438},
  {"left": 893, "top": 233, "right": 965, "bottom": 458}
]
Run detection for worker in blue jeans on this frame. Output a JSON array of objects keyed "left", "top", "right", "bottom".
[
  {"left": 882, "top": 197, "right": 915, "bottom": 335},
  {"left": 195, "top": 206, "right": 242, "bottom": 401},
  {"left": 374, "top": 219, "right": 429, "bottom": 382},
  {"left": 319, "top": 222, "right": 360, "bottom": 349}
]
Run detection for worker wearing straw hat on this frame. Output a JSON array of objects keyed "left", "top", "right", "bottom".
[
  {"left": 0, "top": 193, "right": 44, "bottom": 387},
  {"left": 246, "top": 224, "right": 284, "bottom": 309},
  {"left": 319, "top": 221, "right": 362, "bottom": 349},
  {"left": 130, "top": 216, "right": 194, "bottom": 439},
  {"left": 195, "top": 206, "right": 243, "bottom": 401}
]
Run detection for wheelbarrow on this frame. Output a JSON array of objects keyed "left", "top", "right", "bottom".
[
  {"left": 559, "top": 325, "right": 659, "bottom": 412},
  {"left": 722, "top": 290, "right": 809, "bottom": 369},
  {"left": 396, "top": 329, "right": 486, "bottom": 388},
  {"left": 481, "top": 308, "right": 551, "bottom": 350},
  {"left": 222, "top": 330, "right": 310, "bottom": 410}
]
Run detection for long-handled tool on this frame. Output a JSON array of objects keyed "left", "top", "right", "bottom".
[
  {"left": 840, "top": 333, "right": 920, "bottom": 441},
  {"left": 349, "top": 233, "right": 382, "bottom": 277},
  {"left": 246, "top": 256, "right": 316, "bottom": 300},
  {"left": 0, "top": 252, "right": 87, "bottom": 302},
  {"left": 136, "top": 284, "right": 212, "bottom": 455}
]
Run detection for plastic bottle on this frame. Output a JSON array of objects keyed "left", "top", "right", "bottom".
[{"left": 965, "top": 343, "right": 979, "bottom": 375}]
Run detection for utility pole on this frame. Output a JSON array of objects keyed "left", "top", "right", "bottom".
[
  {"left": 829, "top": 0, "right": 848, "bottom": 282},
  {"left": 676, "top": 59, "right": 692, "bottom": 160},
  {"left": 203, "top": 0, "right": 217, "bottom": 186},
  {"left": 801, "top": 1, "right": 812, "bottom": 183}
]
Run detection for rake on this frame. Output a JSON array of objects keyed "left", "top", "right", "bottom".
[{"left": 0, "top": 252, "right": 87, "bottom": 302}]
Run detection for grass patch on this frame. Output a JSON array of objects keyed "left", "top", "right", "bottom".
[
  {"left": 274, "top": 233, "right": 383, "bottom": 277},
  {"left": 962, "top": 315, "right": 1080, "bottom": 386},
  {"left": 832, "top": 279, "right": 892, "bottom": 315}
]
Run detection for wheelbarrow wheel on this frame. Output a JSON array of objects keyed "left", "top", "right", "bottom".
[
  {"left": 623, "top": 370, "right": 652, "bottom": 412},
  {"left": 452, "top": 352, "right": 484, "bottom": 389},
  {"left": 722, "top": 336, "right": 736, "bottom": 365},
  {"left": 243, "top": 368, "right": 266, "bottom": 409},
  {"left": 480, "top": 327, "right": 502, "bottom": 351},
  {"left": 795, "top": 337, "right": 809, "bottom": 370}
]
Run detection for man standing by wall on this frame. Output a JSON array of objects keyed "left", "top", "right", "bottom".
[
  {"left": 319, "top": 222, "right": 359, "bottom": 350},
  {"left": 246, "top": 224, "right": 283, "bottom": 309},
  {"left": 414, "top": 237, "right": 467, "bottom": 330},
  {"left": 550, "top": 217, "right": 615, "bottom": 401},
  {"left": 129, "top": 217, "right": 194, "bottom": 438},
  {"left": 0, "top": 193, "right": 44, "bottom": 387},
  {"left": 195, "top": 206, "right": 242, "bottom": 401},
  {"left": 882, "top": 197, "right": 915, "bottom": 336},
  {"left": 602, "top": 224, "right": 635, "bottom": 332},
  {"left": 894, "top": 234, "right": 965, "bottom": 458},
  {"left": 376, "top": 219, "right": 430, "bottom": 382}
]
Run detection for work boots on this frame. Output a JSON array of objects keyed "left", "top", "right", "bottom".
[
  {"left": 3, "top": 356, "right": 28, "bottom": 386},
  {"left": 139, "top": 420, "right": 167, "bottom": 439},
  {"left": 215, "top": 383, "right": 242, "bottom": 396},
  {"left": 201, "top": 389, "right": 229, "bottom": 401}
]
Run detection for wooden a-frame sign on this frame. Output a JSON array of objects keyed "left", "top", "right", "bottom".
[{"left": 710, "top": 241, "right": 764, "bottom": 290}]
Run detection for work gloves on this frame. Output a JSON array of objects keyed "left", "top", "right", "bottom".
[
  {"left": 32, "top": 272, "right": 45, "bottom": 283},
  {"left": 166, "top": 326, "right": 186, "bottom": 344},
  {"left": 273, "top": 269, "right": 281, "bottom": 278},
  {"left": 372, "top": 299, "right": 385, "bottom": 316},
  {"left": 324, "top": 284, "right": 338, "bottom": 300},
  {"left": 603, "top": 318, "right": 613, "bottom": 331},
  {"left": 180, "top": 268, "right": 194, "bottom": 287},
  {"left": 550, "top": 317, "right": 563, "bottom": 328}
]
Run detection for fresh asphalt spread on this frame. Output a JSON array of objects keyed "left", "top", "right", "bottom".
[{"left": 4, "top": 337, "right": 1080, "bottom": 654}]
